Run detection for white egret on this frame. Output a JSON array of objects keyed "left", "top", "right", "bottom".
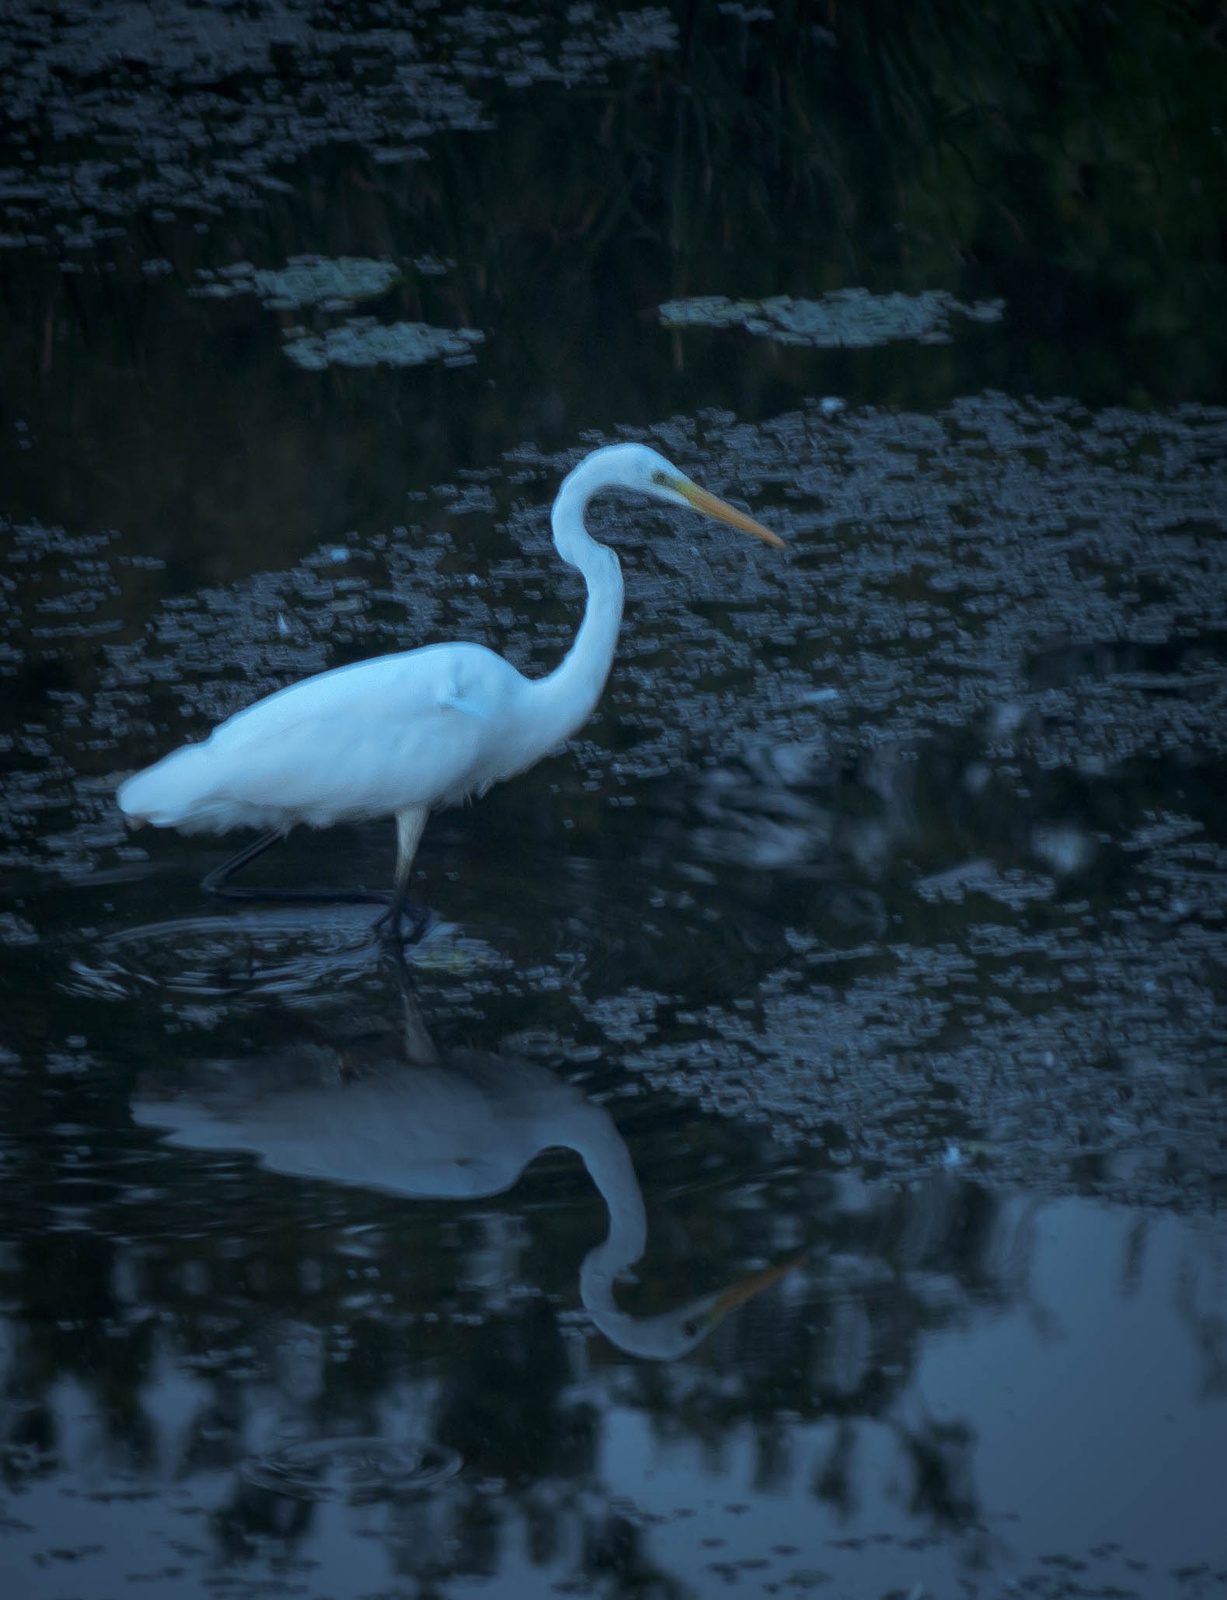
[{"left": 117, "top": 443, "right": 782, "bottom": 937}]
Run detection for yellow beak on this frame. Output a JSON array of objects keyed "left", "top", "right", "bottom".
[
  {"left": 677, "top": 480, "right": 785, "bottom": 549},
  {"left": 698, "top": 1252, "right": 806, "bottom": 1331}
]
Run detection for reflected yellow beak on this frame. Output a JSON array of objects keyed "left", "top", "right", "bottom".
[
  {"left": 700, "top": 1252, "right": 806, "bottom": 1330},
  {"left": 675, "top": 479, "right": 785, "bottom": 549}
]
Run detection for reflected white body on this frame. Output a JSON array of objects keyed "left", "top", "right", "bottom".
[
  {"left": 117, "top": 443, "right": 779, "bottom": 887},
  {"left": 132, "top": 1038, "right": 767, "bottom": 1360}
]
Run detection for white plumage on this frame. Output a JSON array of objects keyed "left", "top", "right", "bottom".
[
  {"left": 119, "top": 642, "right": 535, "bottom": 832},
  {"left": 118, "top": 443, "right": 781, "bottom": 931}
]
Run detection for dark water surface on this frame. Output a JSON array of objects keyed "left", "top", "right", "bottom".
[{"left": 2, "top": 4, "right": 1226, "bottom": 1597}]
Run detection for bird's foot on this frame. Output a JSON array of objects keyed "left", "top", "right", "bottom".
[{"left": 372, "top": 894, "right": 433, "bottom": 948}]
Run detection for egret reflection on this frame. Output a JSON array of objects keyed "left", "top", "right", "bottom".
[{"left": 131, "top": 984, "right": 793, "bottom": 1360}]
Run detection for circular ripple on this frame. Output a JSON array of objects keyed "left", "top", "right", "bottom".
[
  {"left": 62, "top": 910, "right": 497, "bottom": 1002},
  {"left": 240, "top": 1436, "right": 463, "bottom": 1503}
]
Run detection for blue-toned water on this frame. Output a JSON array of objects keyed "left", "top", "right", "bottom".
[{"left": 1, "top": 5, "right": 1225, "bottom": 1596}]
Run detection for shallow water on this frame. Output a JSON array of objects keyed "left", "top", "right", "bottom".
[{"left": 2, "top": 4, "right": 1226, "bottom": 1596}]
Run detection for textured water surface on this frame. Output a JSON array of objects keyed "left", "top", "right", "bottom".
[{"left": 1, "top": 3, "right": 1225, "bottom": 1596}]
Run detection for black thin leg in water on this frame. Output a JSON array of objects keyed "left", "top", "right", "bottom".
[
  {"left": 200, "top": 829, "right": 432, "bottom": 945},
  {"left": 200, "top": 829, "right": 284, "bottom": 897}
]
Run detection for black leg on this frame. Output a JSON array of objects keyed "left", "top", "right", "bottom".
[
  {"left": 200, "top": 829, "right": 284, "bottom": 897},
  {"left": 199, "top": 829, "right": 433, "bottom": 944}
]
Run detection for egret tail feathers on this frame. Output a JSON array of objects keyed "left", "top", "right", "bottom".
[{"left": 117, "top": 743, "right": 225, "bottom": 830}]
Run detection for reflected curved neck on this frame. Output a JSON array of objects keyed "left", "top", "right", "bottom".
[
  {"left": 571, "top": 1102, "right": 648, "bottom": 1275},
  {"left": 569, "top": 1097, "right": 727, "bottom": 1361},
  {"left": 570, "top": 1101, "right": 675, "bottom": 1353}
]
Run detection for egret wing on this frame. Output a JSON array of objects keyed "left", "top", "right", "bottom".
[{"left": 121, "top": 643, "right": 526, "bottom": 831}]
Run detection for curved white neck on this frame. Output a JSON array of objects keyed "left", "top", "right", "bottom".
[{"left": 529, "top": 455, "right": 626, "bottom": 748}]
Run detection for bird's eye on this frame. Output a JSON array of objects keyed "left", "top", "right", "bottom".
[{"left": 650, "top": 469, "right": 671, "bottom": 487}]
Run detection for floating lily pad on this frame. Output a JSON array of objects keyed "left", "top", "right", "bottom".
[
  {"left": 281, "top": 317, "right": 484, "bottom": 370},
  {"left": 193, "top": 254, "right": 403, "bottom": 310},
  {"left": 659, "top": 288, "right": 1004, "bottom": 347}
]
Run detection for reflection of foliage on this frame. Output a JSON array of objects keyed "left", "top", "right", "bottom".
[
  {"left": 436, "top": 1299, "right": 594, "bottom": 1487},
  {"left": 1174, "top": 1232, "right": 1227, "bottom": 1400},
  {"left": 1, "top": 1068, "right": 1221, "bottom": 1590},
  {"left": 584, "top": 1510, "right": 690, "bottom": 1600},
  {"left": 898, "top": 1414, "right": 979, "bottom": 1530},
  {"left": 814, "top": 1417, "right": 858, "bottom": 1519},
  {"left": 212, "top": 1483, "right": 315, "bottom": 1568}
]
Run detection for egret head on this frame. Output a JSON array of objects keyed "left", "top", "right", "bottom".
[{"left": 567, "top": 443, "right": 784, "bottom": 549}]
